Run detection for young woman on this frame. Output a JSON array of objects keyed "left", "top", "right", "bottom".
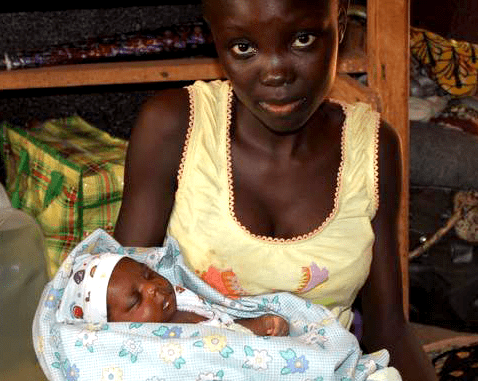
[{"left": 114, "top": 0, "right": 437, "bottom": 379}]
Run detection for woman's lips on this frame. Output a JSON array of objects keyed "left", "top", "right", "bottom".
[{"left": 259, "top": 98, "right": 304, "bottom": 115}]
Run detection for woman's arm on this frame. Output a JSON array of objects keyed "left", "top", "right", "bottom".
[
  {"left": 360, "top": 121, "right": 437, "bottom": 381},
  {"left": 114, "top": 88, "right": 190, "bottom": 246}
]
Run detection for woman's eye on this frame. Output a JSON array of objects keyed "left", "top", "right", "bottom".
[
  {"left": 292, "top": 34, "right": 317, "bottom": 49},
  {"left": 230, "top": 42, "right": 257, "bottom": 57}
]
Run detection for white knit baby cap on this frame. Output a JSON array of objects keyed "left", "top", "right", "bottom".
[{"left": 57, "top": 252, "right": 123, "bottom": 323}]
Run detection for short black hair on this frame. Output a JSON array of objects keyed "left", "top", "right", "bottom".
[{"left": 202, "top": 0, "right": 350, "bottom": 19}]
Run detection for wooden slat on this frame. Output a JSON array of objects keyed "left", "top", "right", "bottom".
[
  {"left": 329, "top": 73, "right": 380, "bottom": 110},
  {"left": 367, "top": 0, "right": 410, "bottom": 315},
  {"left": 0, "top": 53, "right": 365, "bottom": 91},
  {"left": 0, "top": 57, "right": 225, "bottom": 90}
]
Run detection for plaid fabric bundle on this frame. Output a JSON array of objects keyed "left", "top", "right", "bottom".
[{"left": 0, "top": 116, "right": 128, "bottom": 276}]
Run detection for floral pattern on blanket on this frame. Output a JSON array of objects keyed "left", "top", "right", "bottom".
[{"left": 33, "top": 229, "right": 399, "bottom": 381}]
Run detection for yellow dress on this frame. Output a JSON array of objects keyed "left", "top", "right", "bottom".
[{"left": 167, "top": 80, "right": 380, "bottom": 329}]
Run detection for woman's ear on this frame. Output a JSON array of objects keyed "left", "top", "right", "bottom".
[{"left": 338, "top": 0, "right": 348, "bottom": 44}]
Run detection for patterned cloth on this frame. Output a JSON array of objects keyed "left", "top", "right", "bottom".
[
  {"left": 411, "top": 27, "right": 478, "bottom": 97},
  {"left": 33, "top": 229, "right": 401, "bottom": 381},
  {"left": 0, "top": 117, "right": 127, "bottom": 276},
  {"left": 432, "top": 343, "right": 478, "bottom": 380}
]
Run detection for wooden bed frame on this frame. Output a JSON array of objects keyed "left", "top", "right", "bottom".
[
  {"left": 0, "top": 0, "right": 410, "bottom": 312},
  {"left": 331, "top": 0, "right": 410, "bottom": 314}
]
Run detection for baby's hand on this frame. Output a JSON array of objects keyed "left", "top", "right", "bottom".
[
  {"left": 238, "top": 314, "right": 289, "bottom": 336},
  {"left": 262, "top": 314, "right": 289, "bottom": 336}
]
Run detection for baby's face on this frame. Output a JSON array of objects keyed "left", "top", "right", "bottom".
[{"left": 107, "top": 257, "right": 177, "bottom": 323}]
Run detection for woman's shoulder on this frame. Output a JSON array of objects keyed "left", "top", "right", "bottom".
[
  {"left": 135, "top": 87, "right": 191, "bottom": 142},
  {"left": 132, "top": 80, "right": 230, "bottom": 143},
  {"left": 125, "top": 86, "right": 192, "bottom": 189}
]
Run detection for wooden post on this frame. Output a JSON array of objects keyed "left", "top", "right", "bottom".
[{"left": 367, "top": 0, "right": 410, "bottom": 317}]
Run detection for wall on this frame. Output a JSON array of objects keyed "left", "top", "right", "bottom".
[{"left": 411, "top": 0, "right": 478, "bottom": 43}]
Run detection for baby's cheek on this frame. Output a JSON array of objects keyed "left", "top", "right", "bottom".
[{"left": 134, "top": 305, "right": 158, "bottom": 323}]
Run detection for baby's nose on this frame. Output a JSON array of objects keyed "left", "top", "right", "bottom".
[
  {"left": 144, "top": 280, "right": 169, "bottom": 298},
  {"left": 143, "top": 281, "right": 160, "bottom": 297}
]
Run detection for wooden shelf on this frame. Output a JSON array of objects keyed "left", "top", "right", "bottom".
[
  {"left": 0, "top": 57, "right": 225, "bottom": 90},
  {"left": 0, "top": 53, "right": 366, "bottom": 91}
]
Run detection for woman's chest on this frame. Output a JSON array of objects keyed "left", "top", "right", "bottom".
[{"left": 230, "top": 146, "right": 342, "bottom": 240}]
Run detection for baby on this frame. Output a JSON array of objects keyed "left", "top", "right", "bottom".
[
  {"left": 59, "top": 252, "right": 289, "bottom": 336},
  {"left": 41, "top": 230, "right": 401, "bottom": 381}
]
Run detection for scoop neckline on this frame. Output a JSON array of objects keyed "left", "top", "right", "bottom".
[{"left": 224, "top": 84, "right": 349, "bottom": 244}]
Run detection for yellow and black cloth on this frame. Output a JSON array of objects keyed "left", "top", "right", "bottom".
[{"left": 411, "top": 27, "right": 478, "bottom": 97}]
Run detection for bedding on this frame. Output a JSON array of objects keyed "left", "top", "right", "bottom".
[
  {"left": 411, "top": 27, "right": 478, "bottom": 97},
  {"left": 33, "top": 229, "right": 401, "bottom": 381},
  {"left": 1, "top": 21, "right": 214, "bottom": 71},
  {"left": 410, "top": 121, "right": 478, "bottom": 189},
  {"left": 431, "top": 102, "right": 478, "bottom": 136}
]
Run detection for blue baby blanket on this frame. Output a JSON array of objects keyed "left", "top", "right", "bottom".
[{"left": 33, "top": 229, "right": 401, "bottom": 381}]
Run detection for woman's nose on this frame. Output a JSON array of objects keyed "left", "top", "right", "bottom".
[{"left": 259, "top": 54, "right": 295, "bottom": 87}]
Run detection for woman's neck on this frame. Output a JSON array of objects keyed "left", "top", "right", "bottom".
[{"left": 232, "top": 98, "right": 341, "bottom": 161}]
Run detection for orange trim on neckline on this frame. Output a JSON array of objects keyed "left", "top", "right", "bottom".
[{"left": 225, "top": 85, "right": 350, "bottom": 244}]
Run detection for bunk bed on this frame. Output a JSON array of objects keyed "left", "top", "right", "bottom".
[{"left": 0, "top": 2, "right": 410, "bottom": 379}]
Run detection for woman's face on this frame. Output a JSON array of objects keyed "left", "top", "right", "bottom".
[
  {"left": 107, "top": 258, "right": 177, "bottom": 323},
  {"left": 206, "top": 0, "right": 345, "bottom": 133}
]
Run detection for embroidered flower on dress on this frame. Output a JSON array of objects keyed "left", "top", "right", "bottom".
[
  {"left": 299, "top": 326, "right": 328, "bottom": 348},
  {"left": 152, "top": 325, "right": 183, "bottom": 339},
  {"left": 296, "top": 263, "right": 329, "bottom": 294},
  {"left": 194, "top": 334, "right": 234, "bottom": 358},
  {"left": 202, "top": 334, "right": 228, "bottom": 353},
  {"left": 200, "top": 266, "right": 246, "bottom": 299},
  {"left": 64, "top": 362, "right": 80, "bottom": 381},
  {"left": 75, "top": 329, "right": 98, "bottom": 352},
  {"left": 280, "top": 349, "right": 309, "bottom": 375},
  {"left": 119, "top": 338, "right": 143, "bottom": 363},
  {"left": 196, "top": 371, "right": 224, "bottom": 381},
  {"left": 161, "top": 327, "right": 183, "bottom": 339},
  {"left": 243, "top": 346, "right": 273, "bottom": 370},
  {"left": 159, "top": 343, "right": 185, "bottom": 368},
  {"left": 45, "top": 288, "right": 63, "bottom": 309},
  {"left": 258, "top": 295, "right": 281, "bottom": 313},
  {"left": 356, "top": 359, "right": 377, "bottom": 374},
  {"left": 101, "top": 366, "right": 123, "bottom": 381}
]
